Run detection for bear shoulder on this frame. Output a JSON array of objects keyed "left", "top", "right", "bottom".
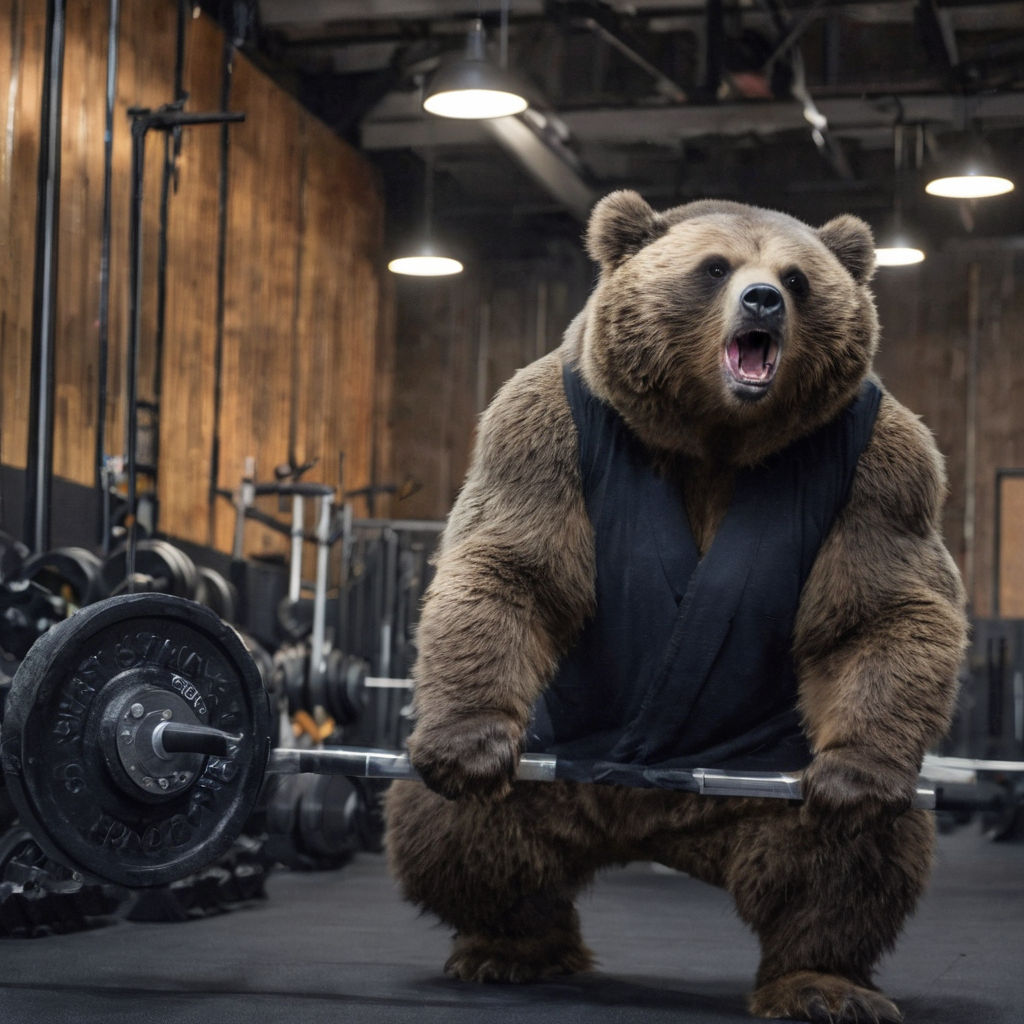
[
  {"left": 849, "top": 388, "right": 949, "bottom": 538},
  {"left": 439, "top": 346, "right": 582, "bottom": 554}
]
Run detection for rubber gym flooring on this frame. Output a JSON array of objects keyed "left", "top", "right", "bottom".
[{"left": 0, "top": 824, "right": 1019, "bottom": 1024}]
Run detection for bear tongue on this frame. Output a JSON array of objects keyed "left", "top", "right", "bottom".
[{"left": 727, "top": 333, "right": 776, "bottom": 383}]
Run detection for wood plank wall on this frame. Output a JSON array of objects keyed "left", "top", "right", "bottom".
[
  {"left": 390, "top": 243, "right": 590, "bottom": 521},
  {"left": 0, "top": 0, "right": 392, "bottom": 558},
  {"left": 875, "top": 246, "right": 1024, "bottom": 617},
  {"left": 392, "top": 229, "right": 1024, "bottom": 618},
  {"left": 0, "top": 0, "right": 46, "bottom": 502}
]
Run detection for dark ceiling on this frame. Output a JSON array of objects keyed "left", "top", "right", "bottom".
[{"left": 211, "top": 1, "right": 1024, "bottom": 260}]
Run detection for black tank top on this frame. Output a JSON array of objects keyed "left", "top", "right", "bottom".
[{"left": 526, "top": 363, "right": 882, "bottom": 785}]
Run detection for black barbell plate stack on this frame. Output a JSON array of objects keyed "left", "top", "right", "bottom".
[
  {"left": 0, "top": 593, "right": 272, "bottom": 888},
  {"left": 21, "top": 547, "right": 106, "bottom": 608}
]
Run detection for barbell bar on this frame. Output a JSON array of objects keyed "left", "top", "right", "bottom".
[{"left": 0, "top": 593, "right": 983, "bottom": 891}]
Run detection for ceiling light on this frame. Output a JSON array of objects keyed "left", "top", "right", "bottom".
[
  {"left": 388, "top": 152, "right": 463, "bottom": 278},
  {"left": 925, "top": 172, "right": 1014, "bottom": 199},
  {"left": 875, "top": 244, "right": 925, "bottom": 267},
  {"left": 875, "top": 125, "right": 926, "bottom": 267},
  {"left": 388, "top": 252, "right": 464, "bottom": 277},
  {"left": 924, "top": 133, "right": 1015, "bottom": 199},
  {"left": 423, "top": 19, "right": 528, "bottom": 120},
  {"left": 875, "top": 215, "right": 926, "bottom": 268}
]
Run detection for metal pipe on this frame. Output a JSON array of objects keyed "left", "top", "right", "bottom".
[
  {"left": 24, "top": 0, "right": 67, "bottom": 554},
  {"left": 288, "top": 494, "right": 304, "bottom": 602},
  {"left": 208, "top": 36, "right": 235, "bottom": 545},
  {"left": 95, "top": 0, "right": 119, "bottom": 544},
  {"left": 126, "top": 115, "right": 148, "bottom": 586},
  {"left": 309, "top": 493, "right": 333, "bottom": 683}
]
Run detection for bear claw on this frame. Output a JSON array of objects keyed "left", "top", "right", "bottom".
[
  {"left": 749, "top": 971, "right": 902, "bottom": 1024},
  {"left": 444, "top": 933, "right": 594, "bottom": 984}
]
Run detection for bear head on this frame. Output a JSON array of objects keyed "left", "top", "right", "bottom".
[{"left": 579, "top": 190, "right": 880, "bottom": 465}]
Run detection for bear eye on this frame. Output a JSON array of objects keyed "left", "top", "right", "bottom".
[
  {"left": 782, "top": 268, "right": 809, "bottom": 297},
  {"left": 704, "top": 258, "right": 730, "bottom": 280}
]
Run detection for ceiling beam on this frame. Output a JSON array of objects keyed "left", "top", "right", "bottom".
[
  {"left": 481, "top": 114, "right": 600, "bottom": 221},
  {"left": 361, "top": 92, "right": 1024, "bottom": 150}
]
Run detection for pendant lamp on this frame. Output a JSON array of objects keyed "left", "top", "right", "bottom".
[
  {"left": 388, "top": 153, "right": 463, "bottom": 277},
  {"left": 876, "top": 125, "right": 926, "bottom": 267},
  {"left": 423, "top": 18, "right": 528, "bottom": 120},
  {"left": 925, "top": 132, "right": 1014, "bottom": 199}
]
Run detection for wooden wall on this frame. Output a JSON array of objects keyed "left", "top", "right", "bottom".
[
  {"left": 0, "top": 0, "right": 392, "bottom": 557},
  {"left": 875, "top": 246, "right": 1024, "bottom": 617},
  {"left": 390, "top": 243, "right": 590, "bottom": 521},
  {"left": 0, "top": 0, "right": 45, "bottom": 504},
  {"left": 392, "top": 230, "right": 1024, "bottom": 618}
]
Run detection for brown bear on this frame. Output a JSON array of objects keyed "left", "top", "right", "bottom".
[{"left": 385, "top": 191, "right": 967, "bottom": 1023}]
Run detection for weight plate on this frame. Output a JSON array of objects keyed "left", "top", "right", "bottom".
[
  {"left": 297, "top": 774, "right": 357, "bottom": 862},
  {"left": 0, "top": 594, "right": 272, "bottom": 888},
  {"left": 22, "top": 547, "right": 106, "bottom": 608},
  {"left": 197, "top": 567, "right": 238, "bottom": 623},
  {"left": 276, "top": 647, "right": 307, "bottom": 715},
  {"left": 101, "top": 541, "right": 198, "bottom": 600}
]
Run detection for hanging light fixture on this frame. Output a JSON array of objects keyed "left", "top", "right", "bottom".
[
  {"left": 388, "top": 152, "right": 464, "bottom": 277},
  {"left": 924, "top": 131, "right": 1015, "bottom": 199},
  {"left": 876, "top": 124, "right": 926, "bottom": 267},
  {"left": 925, "top": 169, "right": 1014, "bottom": 200},
  {"left": 423, "top": 9, "right": 528, "bottom": 121},
  {"left": 875, "top": 228, "right": 926, "bottom": 267}
]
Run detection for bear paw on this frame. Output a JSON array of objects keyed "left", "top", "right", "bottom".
[
  {"left": 444, "top": 932, "right": 595, "bottom": 984},
  {"left": 407, "top": 712, "right": 522, "bottom": 801},
  {"left": 749, "top": 971, "right": 902, "bottom": 1023}
]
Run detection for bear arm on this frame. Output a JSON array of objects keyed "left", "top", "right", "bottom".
[
  {"left": 407, "top": 352, "right": 596, "bottom": 798},
  {"left": 794, "top": 394, "right": 967, "bottom": 809}
]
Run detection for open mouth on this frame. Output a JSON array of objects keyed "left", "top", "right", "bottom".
[{"left": 725, "top": 329, "right": 780, "bottom": 391}]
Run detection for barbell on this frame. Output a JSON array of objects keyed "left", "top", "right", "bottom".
[{"left": 0, "top": 592, "right": 962, "bottom": 890}]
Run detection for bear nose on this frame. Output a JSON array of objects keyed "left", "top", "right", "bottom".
[{"left": 740, "top": 284, "right": 783, "bottom": 318}]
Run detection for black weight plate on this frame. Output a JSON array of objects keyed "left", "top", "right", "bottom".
[
  {"left": 22, "top": 547, "right": 106, "bottom": 608},
  {"left": 101, "top": 540, "right": 195, "bottom": 599},
  {"left": 297, "top": 774, "right": 357, "bottom": 862},
  {"left": 323, "top": 649, "right": 347, "bottom": 724},
  {"left": 197, "top": 567, "right": 238, "bottom": 623},
  {"left": 160, "top": 542, "right": 201, "bottom": 601},
  {"left": 0, "top": 594, "right": 272, "bottom": 888},
  {"left": 277, "top": 648, "right": 307, "bottom": 715}
]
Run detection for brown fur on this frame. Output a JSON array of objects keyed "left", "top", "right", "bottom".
[{"left": 386, "top": 192, "right": 967, "bottom": 1023}]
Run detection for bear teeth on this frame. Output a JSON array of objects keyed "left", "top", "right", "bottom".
[{"left": 728, "top": 331, "right": 778, "bottom": 385}]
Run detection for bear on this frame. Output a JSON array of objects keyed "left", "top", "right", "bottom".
[{"left": 385, "top": 191, "right": 967, "bottom": 1023}]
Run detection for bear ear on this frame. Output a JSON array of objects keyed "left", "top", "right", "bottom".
[
  {"left": 817, "top": 214, "right": 876, "bottom": 284},
  {"left": 586, "top": 190, "right": 666, "bottom": 270}
]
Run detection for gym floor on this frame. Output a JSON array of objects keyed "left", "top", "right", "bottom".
[{"left": 0, "top": 825, "right": 1019, "bottom": 1024}]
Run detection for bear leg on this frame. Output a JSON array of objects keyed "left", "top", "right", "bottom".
[
  {"left": 725, "top": 804, "right": 934, "bottom": 1023},
  {"left": 748, "top": 970, "right": 901, "bottom": 1023},
  {"left": 385, "top": 779, "right": 604, "bottom": 983}
]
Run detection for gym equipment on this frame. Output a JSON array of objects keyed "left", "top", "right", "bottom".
[
  {"left": 5, "top": 592, "right": 1020, "bottom": 890},
  {"left": 2, "top": 593, "right": 271, "bottom": 888},
  {"left": 22, "top": 546, "right": 106, "bottom": 608},
  {"left": 0, "top": 826, "right": 126, "bottom": 937},
  {"left": 196, "top": 566, "right": 238, "bottom": 623},
  {"left": 263, "top": 773, "right": 359, "bottom": 870},
  {"left": 0, "top": 581, "right": 68, "bottom": 659},
  {"left": 101, "top": 539, "right": 200, "bottom": 599}
]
